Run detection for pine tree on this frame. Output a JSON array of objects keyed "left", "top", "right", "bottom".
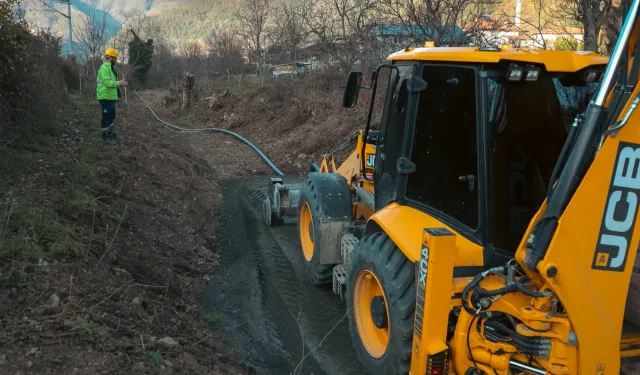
[{"left": 128, "top": 30, "right": 154, "bottom": 86}]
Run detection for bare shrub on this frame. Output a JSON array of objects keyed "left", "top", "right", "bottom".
[
  {"left": 0, "top": 0, "right": 66, "bottom": 142},
  {"left": 62, "top": 55, "right": 81, "bottom": 91}
]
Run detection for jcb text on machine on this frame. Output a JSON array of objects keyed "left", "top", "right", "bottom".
[{"left": 263, "top": 2, "right": 640, "bottom": 373}]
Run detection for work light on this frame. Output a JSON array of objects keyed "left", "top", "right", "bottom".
[{"left": 506, "top": 64, "right": 524, "bottom": 81}]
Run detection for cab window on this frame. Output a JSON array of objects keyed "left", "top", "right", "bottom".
[{"left": 406, "top": 65, "right": 479, "bottom": 229}]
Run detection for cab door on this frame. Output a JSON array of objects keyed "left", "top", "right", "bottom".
[{"left": 373, "top": 64, "right": 414, "bottom": 210}]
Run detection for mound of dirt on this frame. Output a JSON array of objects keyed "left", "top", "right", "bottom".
[
  {"left": 147, "top": 71, "right": 369, "bottom": 175},
  {"left": 0, "top": 95, "right": 249, "bottom": 374}
]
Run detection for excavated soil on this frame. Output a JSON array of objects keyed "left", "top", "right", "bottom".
[
  {"left": 201, "top": 178, "right": 364, "bottom": 375},
  {"left": 132, "top": 89, "right": 365, "bottom": 375}
]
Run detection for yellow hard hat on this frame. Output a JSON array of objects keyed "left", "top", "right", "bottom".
[{"left": 105, "top": 48, "right": 118, "bottom": 58}]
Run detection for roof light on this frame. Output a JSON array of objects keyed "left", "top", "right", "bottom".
[
  {"left": 506, "top": 64, "right": 524, "bottom": 81},
  {"left": 525, "top": 66, "right": 541, "bottom": 81},
  {"left": 585, "top": 70, "right": 599, "bottom": 83},
  {"left": 479, "top": 47, "right": 500, "bottom": 52},
  {"left": 501, "top": 43, "right": 512, "bottom": 49},
  {"left": 424, "top": 40, "right": 435, "bottom": 48}
]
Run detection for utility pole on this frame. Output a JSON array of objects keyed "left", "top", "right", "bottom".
[
  {"left": 42, "top": 0, "right": 73, "bottom": 55},
  {"left": 66, "top": 0, "right": 72, "bottom": 55}
]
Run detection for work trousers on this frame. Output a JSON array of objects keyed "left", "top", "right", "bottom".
[{"left": 99, "top": 100, "right": 116, "bottom": 138}]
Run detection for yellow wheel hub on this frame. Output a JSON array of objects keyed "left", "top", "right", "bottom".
[
  {"left": 354, "top": 269, "right": 390, "bottom": 358},
  {"left": 299, "top": 202, "right": 315, "bottom": 262}
]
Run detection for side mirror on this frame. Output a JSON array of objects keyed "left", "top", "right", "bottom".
[{"left": 343, "top": 71, "right": 362, "bottom": 108}]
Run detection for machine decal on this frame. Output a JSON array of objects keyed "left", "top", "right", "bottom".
[
  {"left": 414, "top": 244, "right": 428, "bottom": 339},
  {"left": 592, "top": 141, "right": 640, "bottom": 271},
  {"left": 366, "top": 153, "right": 375, "bottom": 168}
]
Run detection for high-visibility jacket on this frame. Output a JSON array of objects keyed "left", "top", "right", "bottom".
[{"left": 96, "top": 62, "right": 120, "bottom": 101}]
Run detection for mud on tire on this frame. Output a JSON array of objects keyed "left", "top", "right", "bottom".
[
  {"left": 346, "top": 232, "right": 416, "bottom": 375},
  {"left": 297, "top": 179, "right": 336, "bottom": 286}
]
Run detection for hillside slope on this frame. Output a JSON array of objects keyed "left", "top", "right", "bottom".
[
  {"left": 22, "top": 0, "right": 577, "bottom": 53},
  {"left": 22, "top": 0, "right": 233, "bottom": 49}
]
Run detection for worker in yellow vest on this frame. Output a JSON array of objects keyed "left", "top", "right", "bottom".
[{"left": 97, "top": 48, "right": 128, "bottom": 144}]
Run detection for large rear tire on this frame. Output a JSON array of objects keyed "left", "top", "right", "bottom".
[
  {"left": 297, "top": 179, "right": 335, "bottom": 286},
  {"left": 346, "top": 232, "right": 415, "bottom": 375}
]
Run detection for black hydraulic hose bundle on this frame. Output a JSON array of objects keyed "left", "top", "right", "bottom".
[
  {"left": 461, "top": 267, "right": 551, "bottom": 320},
  {"left": 484, "top": 320, "right": 551, "bottom": 357},
  {"left": 461, "top": 265, "right": 553, "bottom": 357}
]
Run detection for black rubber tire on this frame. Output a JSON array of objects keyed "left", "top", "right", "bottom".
[
  {"left": 297, "top": 178, "right": 336, "bottom": 286},
  {"left": 346, "top": 232, "right": 416, "bottom": 375}
]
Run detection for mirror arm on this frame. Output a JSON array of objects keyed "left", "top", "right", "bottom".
[
  {"left": 361, "top": 64, "right": 399, "bottom": 182},
  {"left": 361, "top": 75, "right": 380, "bottom": 181}
]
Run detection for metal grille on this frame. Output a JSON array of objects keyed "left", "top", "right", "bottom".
[
  {"left": 332, "top": 265, "right": 347, "bottom": 299},
  {"left": 341, "top": 234, "right": 359, "bottom": 268}
]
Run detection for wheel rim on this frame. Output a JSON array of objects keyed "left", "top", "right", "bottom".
[
  {"left": 299, "top": 202, "right": 315, "bottom": 262},
  {"left": 354, "top": 269, "right": 390, "bottom": 358}
]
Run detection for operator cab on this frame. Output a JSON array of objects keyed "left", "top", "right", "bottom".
[{"left": 347, "top": 47, "right": 607, "bottom": 268}]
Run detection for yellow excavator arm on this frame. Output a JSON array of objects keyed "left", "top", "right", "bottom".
[{"left": 511, "top": 0, "right": 640, "bottom": 372}]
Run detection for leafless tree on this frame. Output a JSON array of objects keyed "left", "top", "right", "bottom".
[
  {"left": 602, "top": 1, "right": 622, "bottom": 54},
  {"left": 377, "top": 0, "right": 502, "bottom": 47},
  {"left": 271, "top": 0, "right": 311, "bottom": 62},
  {"left": 298, "top": 0, "right": 382, "bottom": 71},
  {"left": 206, "top": 29, "right": 244, "bottom": 75},
  {"left": 494, "top": 0, "right": 556, "bottom": 49},
  {"left": 181, "top": 41, "right": 207, "bottom": 74},
  {"left": 74, "top": 9, "right": 110, "bottom": 60},
  {"left": 120, "top": 9, "right": 162, "bottom": 42},
  {"left": 235, "top": 0, "right": 275, "bottom": 67},
  {"left": 39, "top": 0, "right": 70, "bottom": 20},
  {"left": 562, "top": 0, "right": 614, "bottom": 51}
]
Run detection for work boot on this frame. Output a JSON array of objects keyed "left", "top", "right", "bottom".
[
  {"left": 103, "top": 135, "right": 117, "bottom": 145},
  {"left": 111, "top": 131, "right": 124, "bottom": 145}
]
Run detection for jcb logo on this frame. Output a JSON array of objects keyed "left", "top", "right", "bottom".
[
  {"left": 365, "top": 153, "right": 375, "bottom": 168},
  {"left": 592, "top": 142, "right": 640, "bottom": 271}
]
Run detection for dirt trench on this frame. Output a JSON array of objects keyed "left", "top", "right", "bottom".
[
  {"left": 132, "top": 92, "right": 366, "bottom": 374},
  {"left": 201, "top": 178, "right": 364, "bottom": 375}
]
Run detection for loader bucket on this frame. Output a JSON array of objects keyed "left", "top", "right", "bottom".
[{"left": 262, "top": 178, "right": 302, "bottom": 226}]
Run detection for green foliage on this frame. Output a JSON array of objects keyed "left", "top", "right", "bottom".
[
  {"left": 128, "top": 31, "right": 154, "bottom": 86},
  {"left": 149, "top": 351, "right": 164, "bottom": 367},
  {"left": 554, "top": 36, "right": 584, "bottom": 51},
  {"left": 75, "top": 315, "right": 109, "bottom": 345}
]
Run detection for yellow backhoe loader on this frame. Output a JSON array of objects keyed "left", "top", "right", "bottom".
[{"left": 263, "top": 1, "right": 640, "bottom": 373}]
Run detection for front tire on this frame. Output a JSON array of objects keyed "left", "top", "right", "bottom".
[
  {"left": 297, "top": 179, "right": 335, "bottom": 286},
  {"left": 346, "top": 232, "right": 415, "bottom": 375}
]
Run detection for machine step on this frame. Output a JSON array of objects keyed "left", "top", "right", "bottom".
[
  {"left": 332, "top": 264, "right": 347, "bottom": 299},
  {"left": 332, "top": 234, "right": 360, "bottom": 298},
  {"left": 341, "top": 234, "right": 359, "bottom": 269}
]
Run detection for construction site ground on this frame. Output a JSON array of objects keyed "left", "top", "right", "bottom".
[
  {"left": 0, "top": 80, "right": 364, "bottom": 375},
  {"left": 2, "top": 78, "right": 639, "bottom": 375}
]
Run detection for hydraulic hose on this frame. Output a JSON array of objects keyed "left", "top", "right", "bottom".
[{"left": 134, "top": 90, "right": 285, "bottom": 176}]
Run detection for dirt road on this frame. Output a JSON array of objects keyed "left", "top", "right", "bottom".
[{"left": 202, "top": 178, "right": 364, "bottom": 375}]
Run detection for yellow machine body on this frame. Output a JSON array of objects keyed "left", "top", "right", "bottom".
[{"left": 289, "top": 7, "right": 640, "bottom": 374}]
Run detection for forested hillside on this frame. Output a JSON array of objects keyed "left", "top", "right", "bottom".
[{"left": 21, "top": 0, "right": 239, "bottom": 48}]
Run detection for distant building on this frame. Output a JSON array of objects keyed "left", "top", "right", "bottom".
[
  {"left": 269, "top": 61, "right": 313, "bottom": 77},
  {"left": 371, "top": 24, "right": 469, "bottom": 47}
]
